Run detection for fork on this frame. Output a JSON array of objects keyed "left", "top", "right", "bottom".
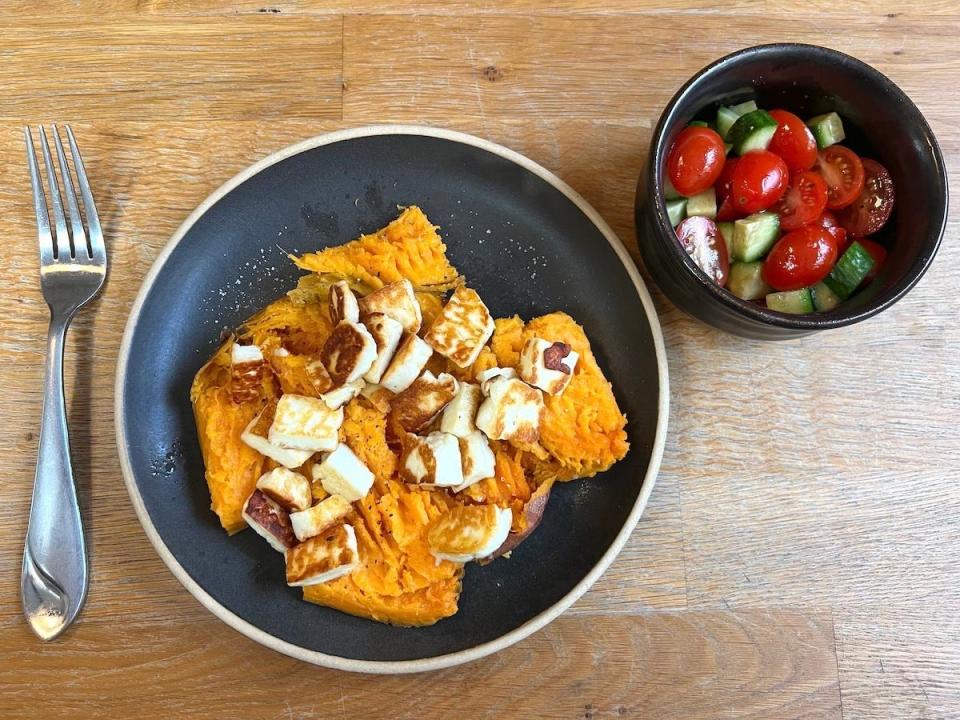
[{"left": 21, "top": 126, "right": 106, "bottom": 640}]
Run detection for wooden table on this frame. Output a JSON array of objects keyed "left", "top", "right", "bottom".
[{"left": 1, "top": 2, "right": 958, "bottom": 718}]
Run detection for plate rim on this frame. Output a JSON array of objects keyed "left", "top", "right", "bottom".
[{"left": 114, "top": 124, "right": 670, "bottom": 674}]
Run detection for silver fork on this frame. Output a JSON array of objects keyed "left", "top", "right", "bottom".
[{"left": 21, "top": 126, "right": 106, "bottom": 640}]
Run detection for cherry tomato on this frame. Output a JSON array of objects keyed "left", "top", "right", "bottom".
[
  {"left": 667, "top": 126, "right": 726, "bottom": 197},
  {"left": 773, "top": 170, "right": 828, "bottom": 231},
  {"left": 676, "top": 216, "right": 729, "bottom": 286},
  {"left": 818, "top": 145, "right": 865, "bottom": 209},
  {"left": 730, "top": 150, "right": 789, "bottom": 214},
  {"left": 762, "top": 225, "right": 839, "bottom": 291},
  {"left": 715, "top": 157, "right": 739, "bottom": 202},
  {"left": 817, "top": 211, "right": 849, "bottom": 254},
  {"left": 836, "top": 159, "right": 895, "bottom": 236},
  {"left": 852, "top": 237, "right": 888, "bottom": 282},
  {"left": 768, "top": 109, "right": 818, "bottom": 171},
  {"left": 716, "top": 195, "right": 740, "bottom": 222}
]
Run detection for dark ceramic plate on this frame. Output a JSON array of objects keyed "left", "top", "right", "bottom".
[{"left": 116, "top": 126, "right": 668, "bottom": 673}]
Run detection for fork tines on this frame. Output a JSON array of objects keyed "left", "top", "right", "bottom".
[{"left": 24, "top": 125, "right": 105, "bottom": 266}]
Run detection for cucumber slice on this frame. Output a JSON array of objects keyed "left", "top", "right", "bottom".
[
  {"left": 766, "top": 288, "right": 814, "bottom": 314},
  {"left": 730, "top": 100, "right": 758, "bottom": 115},
  {"left": 822, "top": 241, "right": 874, "bottom": 299},
  {"left": 732, "top": 212, "right": 780, "bottom": 262},
  {"left": 724, "top": 142, "right": 734, "bottom": 154},
  {"left": 717, "top": 221, "right": 735, "bottom": 258},
  {"left": 663, "top": 176, "right": 683, "bottom": 200},
  {"left": 810, "top": 281, "right": 841, "bottom": 311},
  {"left": 665, "top": 198, "right": 687, "bottom": 227},
  {"left": 728, "top": 261, "right": 772, "bottom": 300},
  {"left": 685, "top": 187, "right": 716, "bottom": 219},
  {"left": 807, "top": 111, "right": 845, "bottom": 149},
  {"left": 727, "top": 110, "right": 779, "bottom": 155},
  {"left": 688, "top": 120, "right": 710, "bottom": 128},
  {"left": 716, "top": 106, "right": 740, "bottom": 140}
]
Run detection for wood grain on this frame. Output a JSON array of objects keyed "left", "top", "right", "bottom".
[{"left": 1, "top": 3, "right": 958, "bottom": 719}]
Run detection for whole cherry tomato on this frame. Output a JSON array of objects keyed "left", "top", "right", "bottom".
[
  {"left": 768, "top": 109, "right": 818, "bottom": 171},
  {"left": 762, "top": 225, "right": 839, "bottom": 291},
  {"left": 817, "top": 211, "right": 849, "bottom": 254},
  {"left": 667, "top": 126, "right": 727, "bottom": 197},
  {"left": 730, "top": 150, "right": 789, "bottom": 214}
]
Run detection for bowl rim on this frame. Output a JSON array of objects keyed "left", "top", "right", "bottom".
[
  {"left": 647, "top": 42, "right": 949, "bottom": 330},
  {"left": 113, "top": 124, "right": 670, "bottom": 674}
]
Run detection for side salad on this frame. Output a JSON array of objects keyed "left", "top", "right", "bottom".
[{"left": 664, "top": 100, "right": 895, "bottom": 314}]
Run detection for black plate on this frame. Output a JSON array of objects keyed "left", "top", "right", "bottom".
[{"left": 116, "top": 127, "right": 667, "bottom": 672}]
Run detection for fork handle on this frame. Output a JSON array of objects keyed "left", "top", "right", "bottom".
[{"left": 21, "top": 312, "right": 88, "bottom": 640}]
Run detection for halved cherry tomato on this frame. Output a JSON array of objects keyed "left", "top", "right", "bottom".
[
  {"left": 773, "top": 170, "right": 828, "bottom": 230},
  {"left": 762, "top": 225, "right": 838, "bottom": 291},
  {"left": 818, "top": 145, "right": 865, "bottom": 209},
  {"left": 676, "top": 216, "right": 729, "bottom": 286},
  {"left": 836, "top": 159, "right": 895, "bottom": 236},
  {"left": 853, "top": 237, "right": 888, "bottom": 282},
  {"left": 667, "top": 126, "right": 726, "bottom": 197},
  {"left": 730, "top": 150, "right": 789, "bottom": 214},
  {"left": 768, "top": 109, "right": 818, "bottom": 171},
  {"left": 817, "top": 211, "right": 849, "bottom": 254}
]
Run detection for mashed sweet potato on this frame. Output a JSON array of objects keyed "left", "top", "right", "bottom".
[{"left": 190, "top": 206, "right": 629, "bottom": 625}]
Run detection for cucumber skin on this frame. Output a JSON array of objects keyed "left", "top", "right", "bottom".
[
  {"left": 766, "top": 289, "right": 814, "bottom": 314},
  {"left": 823, "top": 241, "right": 875, "bottom": 299},
  {"left": 811, "top": 281, "right": 841, "bottom": 311},
  {"left": 807, "top": 112, "right": 846, "bottom": 149},
  {"left": 665, "top": 198, "right": 687, "bottom": 227},
  {"left": 727, "top": 261, "right": 772, "bottom": 301},
  {"left": 732, "top": 212, "right": 780, "bottom": 263},
  {"left": 728, "top": 110, "right": 779, "bottom": 155}
]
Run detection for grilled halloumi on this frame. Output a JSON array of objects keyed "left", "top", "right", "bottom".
[
  {"left": 242, "top": 489, "right": 297, "bottom": 552},
  {"left": 319, "top": 320, "right": 377, "bottom": 386},
  {"left": 475, "top": 377, "right": 544, "bottom": 444},
  {"left": 313, "top": 443, "right": 374, "bottom": 502},
  {"left": 427, "top": 505, "right": 512, "bottom": 563},
  {"left": 329, "top": 280, "right": 360, "bottom": 325},
  {"left": 423, "top": 286, "right": 495, "bottom": 368},
  {"left": 304, "top": 356, "right": 334, "bottom": 395},
  {"left": 380, "top": 333, "right": 433, "bottom": 394},
  {"left": 240, "top": 402, "right": 314, "bottom": 469},
  {"left": 399, "top": 431, "right": 463, "bottom": 488},
  {"left": 439, "top": 382, "right": 481, "bottom": 437},
  {"left": 454, "top": 431, "right": 496, "bottom": 492},
  {"left": 362, "top": 312, "right": 404, "bottom": 384},
  {"left": 289, "top": 494, "right": 353, "bottom": 542},
  {"left": 358, "top": 279, "right": 422, "bottom": 333},
  {"left": 268, "top": 394, "right": 344, "bottom": 452},
  {"left": 285, "top": 523, "right": 358, "bottom": 587},
  {"left": 519, "top": 337, "right": 579, "bottom": 396},
  {"left": 321, "top": 379, "right": 364, "bottom": 410},
  {"left": 230, "top": 343, "right": 265, "bottom": 403},
  {"left": 476, "top": 366, "right": 518, "bottom": 395},
  {"left": 359, "top": 383, "right": 393, "bottom": 414},
  {"left": 390, "top": 371, "right": 459, "bottom": 433},
  {"left": 256, "top": 467, "right": 312, "bottom": 512}
]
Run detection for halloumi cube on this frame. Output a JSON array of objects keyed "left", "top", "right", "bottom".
[
  {"left": 329, "top": 280, "right": 360, "bottom": 325},
  {"left": 358, "top": 279, "right": 422, "bottom": 333},
  {"left": 304, "top": 356, "right": 334, "bottom": 395},
  {"left": 399, "top": 431, "right": 463, "bottom": 488},
  {"left": 242, "top": 489, "right": 298, "bottom": 552},
  {"left": 390, "top": 371, "right": 459, "bottom": 433},
  {"left": 427, "top": 505, "right": 512, "bottom": 563},
  {"left": 289, "top": 494, "right": 353, "bottom": 542},
  {"left": 285, "top": 523, "right": 358, "bottom": 587},
  {"left": 240, "top": 402, "right": 314, "bottom": 469},
  {"left": 519, "top": 337, "right": 579, "bottom": 396},
  {"left": 440, "top": 382, "right": 481, "bottom": 437},
  {"left": 423, "top": 286, "right": 495, "bottom": 368},
  {"left": 268, "top": 394, "right": 343, "bottom": 452},
  {"left": 230, "top": 342, "right": 265, "bottom": 402},
  {"left": 319, "top": 320, "right": 377, "bottom": 386},
  {"left": 380, "top": 332, "right": 433, "bottom": 394},
  {"left": 359, "top": 383, "right": 393, "bottom": 414},
  {"left": 454, "top": 431, "right": 496, "bottom": 492},
  {"left": 476, "top": 366, "right": 518, "bottom": 395},
  {"left": 321, "top": 379, "right": 364, "bottom": 410},
  {"left": 256, "top": 467, "right": 312, "bottom": 512},
  {"left": 362, "top": 312, "right": 405, "bottom": 384},
  {"left": 475, "top": 377, "right": 544, "bottom": 444},
  {"left": 313, "top": 444, "right": 374, "bottom": 502}
]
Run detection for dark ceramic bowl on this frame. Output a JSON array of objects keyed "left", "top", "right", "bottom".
[{"left": 635, "top": 43, "right": 948, "bottom": 340}]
